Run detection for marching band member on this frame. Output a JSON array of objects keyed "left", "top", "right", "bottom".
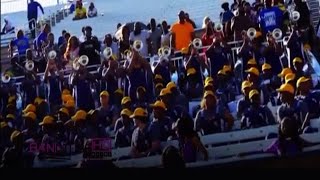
[
  {"left": 245, "top": 67, "right": 261, "bottom": 89},
  {"left": 129, "top": 22, "right": 151, "bottom": 57},
  {"left": 231, "top": 7, "right": 252, "bottom": 41},
  {"left": 114, "top": 109, "right": 134, "bottom": 148},
  {"left": 71, "top": 60, "right": 95, "bottom": 112},
  {"left": 154, "top": 56, "right": 172, "bottom": 86},
  {"left": 79, "top": 26, "right": 101, "bottom": 66},
  {"left": 99, "top": 59, "right": 119, "bottom": 105},
  {"left": 21, "top": 66, "right": 38, "bottom": 107},
  {"left": 237, "top": 80, "right": 252, "bottom": 118},
  {"left": 260, "top": 63, "right": 281, "bottom": 105},
  {"left": 44, "top": 55, "right": 63, "bottom": 113},
  {"left": 263, "top": 32, "right": 282, "bottom": 75},
  {"left": 102, "top": 34, "right": 119, "bottom": 60}
]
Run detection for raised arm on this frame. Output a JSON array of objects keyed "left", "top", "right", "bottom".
[{"left": 36, "top": 2, "right": 44, "bottom": 15}]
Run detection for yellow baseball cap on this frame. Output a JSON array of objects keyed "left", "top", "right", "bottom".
[
  {"left": 10, "top": 130, "right": 21, "bottom": 142},
  {"left": 187, "top": 68, "right": 196, "bottom": 76},
  {"left": 150, "top": 100, "right": 167, "bottom": 110},
  {"left": 23, "top": 112, "right": 37, "bottom": 121},
  {"left": 278, "top": 68, "right": 292, "bottom": 78},
  {"left": 223, "top": 65, "right": 232, "bottom": 73},
  {"left": 262, "top": 63, "right": 272, "bottom": 71},
  {"left": 34, "top": 97, "right": 44, "bottom": 105},
  {"left": 62, "top": 89, "right": 71, "bottom": 95},
  {"left": 166, "top": 81, "right": 177, "bottom": 90},
  {"left": 114, "top": 89, "right": 124, "bottom": 95},
  {"left": 160, "top": 87, "right": 171, "bottom": 96},
  {"left": 203, "top": 90, "right": 215, "bottom": 98},
  {"left": 23, "top": 104, "right": 36, "bottom": 113},
  {"left": 181, "top": 47, "right": 189, "bottom": 54},
  {"left": 242, "top": 80, "right": 252, "bottom": 90},
  {"left": 155, "top": 74, "right": 163, "bottom": 80},
  {"left": 285, "top": 73, "right": 296, "bottom": 83},
  {"left": 71, "top": 110, "right": 87, "bottom": 122},
  {"left": 247, "top": 58, "right": 257, "bottom": 65},
  {"left": 121, "top": 96, "right": 131, "bottom": 105},
  {"left": 204, "top": 82, "right": 213, "bottom": 88},
  {"left": 59, "top": 107, "right": 69, "bottom": 116},
  {"left": 155, "top": 83, "right": 164, "bottom": 89},
  {"left": 205, "top": 77, "right": 213, "bottom": 84},
  {"left": 249, "top": 89, "right": 259, "bottom": 99},
  {"left": 62, "top": 94, "right": 74, "bottom": 103},
  {"left": 65, "top": 100, "right": 75, "bottom": 108},
  {"left": 39, "top": 116, "right": 55, "bottom": 126},
  {"left": 245, "top": 67, "right": 259, "bottom": 76},
  {"left": 100, "top": 90, "right": 109, "bottom": 97},
  {"left": 130, "top": 108, "right": 148, "bottom": 118},
  {"left": 303, "top": 44, "right": 311, "bottom": 50},
  {"left": 277, "top": 83, "right": 295, "bottom": 94},
  {"left": 293, "top": 57, "right": 303, "bottom": 64},
  {"left": 296, "top": 77, "right": 310, "bottom": 88},
  {"left": 6, "top": 114, "right": 15, "bottom": 120},
  {"left": 218, "top": 69, "right": 226, "bottom": 76},
  {"left": 8, "top": 96, "right": 16, "bottom": 104},
  {"left": 120, "top": 109, "right": 133, "bottom": 117},
  {"left": 1, "top": 122, "right": 8, "bottom": 129}
]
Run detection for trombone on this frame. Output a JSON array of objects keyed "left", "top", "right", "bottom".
[
  {"left": 272, "top": 28, "right": 283, "bottom": 40},
  {"left": 1, "top": 73, "right": 11, "bottom": 83},
  {"left": 214, "top": 23, "right": 223, "bottom": 32},
  {"left": 192, "top": 38, "right": 202, "bottom": 49},
  {"left": 133, "top": 40, "right": 143, "bottom": 52},
  {"left": 247, "top": 28, "right": 256, "bottom": 40},
  {"left": 103, "top": 47, "right": 113, "bottom": 60}
]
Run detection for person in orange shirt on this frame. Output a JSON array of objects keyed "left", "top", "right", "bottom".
[{"left": 170, "top": 11, "right": 195, "bottom": 51}]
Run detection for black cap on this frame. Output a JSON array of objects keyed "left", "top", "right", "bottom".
[
  {"left": 178, "top": 10, "right": 185, "bottom": 16},
  {"left": 85, "top": 26, "right": 92, "bottom": 31}
]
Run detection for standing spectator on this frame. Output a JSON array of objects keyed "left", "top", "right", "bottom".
[
  {"left": 149, "top": 18, "right": 162, "bottom": 56},
  {"left": 9, "top": 30, "right": 30, "bottom": 58},
  {"left": 170, "top": 11, "right": 195, "bottom": 51},
  {"left": 185, "top": 13, "right": 197, "bottom": 28},
  {"left": 201, "top": 21, "right": 215, "bottom": 47},
  {"left": 27, "top": 0, "right": 44, "bottom": 38},
  {"left": 58, "top": 30, "right": 67, "bottom": 47},
  {"left": 220, "top": 2, "right": 234, "bottom": 25},
  {"left": 1, "top": 17, "right": 14, "bottom": 35},
  {"left": 160, "top": 21, "right": 172, "bottom": 48},
  {"left": 258, "top": 0, "right": 283, "bottom": 35},
  {"left": 79, "top": 26, "right": 101, "bottom": 66},
  {"left": 129, "top": 22, "right": 151, "bottom": 57},
  {"left": 231, "top": 7, "right": 252, "bottom": 41},
  {"left": 35, "top": 24, "right": 51, "bottom": 55},
  {"left": 202, "top": 16, "right": 211, "bottom": 28},
  {"left": 64, "top": 36, "right": 80, "bottom": 62}
]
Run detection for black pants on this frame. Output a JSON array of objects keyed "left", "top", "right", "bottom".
[{"left": 28, "top": 17, "right": 37, "bottom": 38}]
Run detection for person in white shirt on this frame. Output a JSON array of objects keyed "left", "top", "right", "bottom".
[
  {"left": 1, "top": 17, "right": 15, "bottom": 35},
  {"left": 87, "top": 2, "right": 97, "bottom": 18},
  {"left": 129, "top": 22, "right": 151, "bottom": 57},
  {"left": 160, "top": 20, "right": 172, "bottom": 48}
]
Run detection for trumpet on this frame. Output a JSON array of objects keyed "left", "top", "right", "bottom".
[
  {"left": 247, "top": 28, "right": 256, "bottom": 40},
  {"left": 78, "top": 55, "right": 89, "bottom": 67},
  {"left": 272, "top": 28, "right": 282, "bottom": 40},
  {"left": 1, "top": 73, "right": 11, "bottom": 83},
  {"left": 133, "top": 40, "right": 143, "bottom": 52},
  {"left": 103, "top": 47, "right": 113, "bottom": 59},
  {"left": 158, "top": 46, "right": 170, "bottom": 58},
  {"left": 48, "top": 50, "right": 57, "bottom": 60},
  {"left": 25, "top": 60, "right": 35, "bottom": 71},
  {"left": 192, "top": 38, "right": 202, "bottom": 49},
  {"left": 214, "top": 23, "right": 223, "bottom": 32},
  {"left": 291, "top": 11, "right": 300, "bottom": 22}
]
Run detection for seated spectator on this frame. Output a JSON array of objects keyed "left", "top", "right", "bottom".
[
  {"left": 73, "top": 1, "right": 87, "bottom": 20},
  {"left": 241, "top": 89, "right": 275, "bottom": 129},
  {"left": 114, "top": 109, "right": 134, "bottom": 148},
  {"left": 87, "top": 2, "right": 97, "bottom": 18},
  {"left": 130, "top": 108, "right": 153, "bottom": 158},
  {"left": 265, "top": 117, "right": 317, "bottom": 157},
  {"left": 194, "top": 91, "right": 225, "bottom": 135},
  {"left": 1, "top": 17, "right": 15, "bottom": 35},
  {"left": 161, "top": 145, "right": 185, "bottom": 168},
  {"left": 174, "top": 115, "right": 208, "bottom": 163},
  {"left": 150, "top": 100, "right": 173, "bottom": 141},
  {"left": 237, "top": 80, "right": 252, "bottom": 118}
]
